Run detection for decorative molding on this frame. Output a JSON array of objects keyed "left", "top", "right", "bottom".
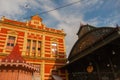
[
  {"left": 51, "top": 38, "right": 58, "bottom": 42},
  {"left": 7, "top": 30, "right": 18, "bottom": 35}
]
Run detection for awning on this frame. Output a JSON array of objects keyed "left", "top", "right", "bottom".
[{"left": 52, "top": 75, "right": 63, "bottom": 80}]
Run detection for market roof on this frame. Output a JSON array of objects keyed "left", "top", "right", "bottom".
[{"left": 61, "top": 26, "right": 120, "bottom": 69}]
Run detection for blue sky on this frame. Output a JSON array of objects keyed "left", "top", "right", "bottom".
[{"left": 0, "top": 0, "right": 120, "bottom": 57}]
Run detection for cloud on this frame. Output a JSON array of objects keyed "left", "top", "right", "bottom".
[
  {"left": 0, "top": 0, "right": 27, "bottom": 18},
  {"left": 103, "top": 12, "right": 120, "bottom": 27},
  {"left": 56, "top": 15, "right": 85, "bottom": 57},
  {"left": 0, "top": 0, "right": 42, "bottom": 19},
  {"left": 86, "top": 17, "right": 101, "bottom": 26}
]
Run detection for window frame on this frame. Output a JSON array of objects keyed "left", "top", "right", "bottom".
[
  {"left": 5, "top": 35, "right": 17, "bottom": 50},
  {"left": 26, "top": 39, "right": 42, "bottom": 57},
  {"left": 51, "top": 42, "right": 58, "bottom": 57}
]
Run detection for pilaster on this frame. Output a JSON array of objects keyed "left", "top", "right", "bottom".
[
  {"left": 22, "top": 30, "right": 28, "bottom": 56},
  {"left": 41, "top": 61, "right": 45, "bottom": 80}
]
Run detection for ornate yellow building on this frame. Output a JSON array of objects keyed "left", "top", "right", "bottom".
[{"left": 0, "top": 15, "right": 67, "bottom": 80}]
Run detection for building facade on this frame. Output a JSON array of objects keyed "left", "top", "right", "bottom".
[
  {"left": 61, "top": 24, "right": 120, "bottom": 80},
  {"left": 0, "top": 15, "right": 67, "bottom": 80}
]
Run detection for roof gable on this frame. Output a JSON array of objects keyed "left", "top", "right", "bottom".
[
  {"left": 2, "top": 44, "right": 26, "bottom": 63},
  {"left": 77, "top": 24, "right": 96, "bottom": 38},
  {"left": 68, "top": 27, "right": 117, "bottom": 61},
  {"left": 31, "top": 14, "right": 42, "bottom": 21}
]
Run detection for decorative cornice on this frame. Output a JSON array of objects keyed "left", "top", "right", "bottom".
[
  {"left": 0, "top": 53, "right": 67, "bottom": 61},
  {"left": 0, "top": 20, "right": 66, "bottom": 36},
  {"left": 23, "top": 56, "right": 67, "bottom": 61}
]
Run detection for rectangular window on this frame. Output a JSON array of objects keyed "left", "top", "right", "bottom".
[
  {"left": 32, "top": 40, "right": 36, "bottom": 56},
  {"left": 26, "top": 39, "right": 41, "bottom": 57},
  {"left": 6, "top": 36, "right": 16, "bottom": 49},
  {"left": 51, "top": 43, "right": 58, "bottom": 55},
  {"left": 26, "top": 39, "right": 31, "bottom": 55},
  {"left": 38, "top": 41, "right": 41, "bottom": 56}
]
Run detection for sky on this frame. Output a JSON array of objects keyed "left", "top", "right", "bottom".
[{"left": 0, "top": 0, "right": 120, "bottom": 57}]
